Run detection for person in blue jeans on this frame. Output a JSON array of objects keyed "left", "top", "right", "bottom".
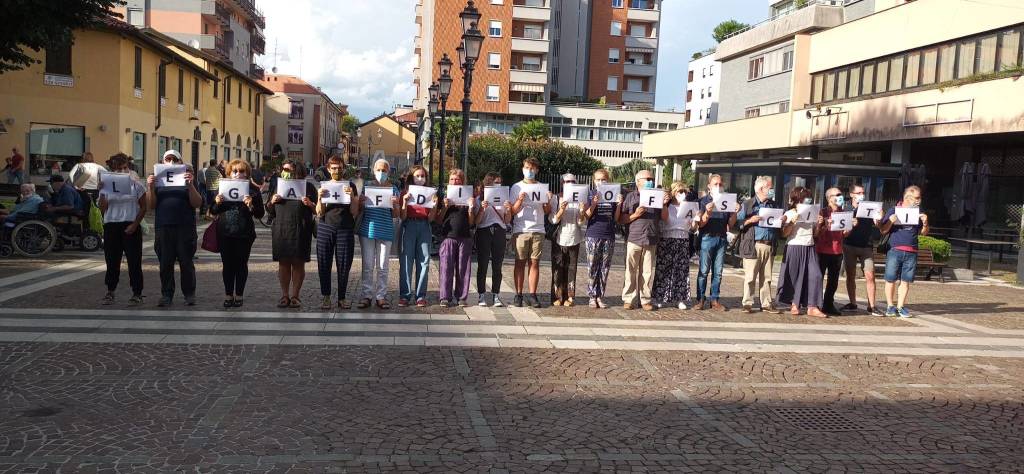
[
  {"left": 878, "top": 185, "right": 929, "bottom": 318},
  {"left": 398, "top": 165, "right": 438, "bottom": 307},
  {"left": 695, "top": 174, "right": 737, "bottom": 311}
]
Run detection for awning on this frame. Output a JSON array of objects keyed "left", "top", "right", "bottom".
[
  {"left": 511, "top": 83, "right": 544, "bottom": 93},
  {"left": 626, "top": 47, "right": 654, "bottom": 53}
]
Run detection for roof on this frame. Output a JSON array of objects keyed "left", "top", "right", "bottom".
[
  {"left": 260, "top": 75, "right": 339, "bottom": 103},
  {"left": 91, "top": 18, "right": 218, "bottom": 82},
  {"left": 394, "top": 110, "right": 419, "bottom": 125},
  {"left": 139, "top": 28, "right": 274, "bottom": 95},
  {"left": 359, "top": 113, "right": 416, "bottom": 133}
]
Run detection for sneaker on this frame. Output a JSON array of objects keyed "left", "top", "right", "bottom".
[
  {"left": 897, "top": 307, "right": 913, "bottom": 318},
  {"left": 678, "top": 302, "right": 688, "bottom": 310},
  {"left": 885, "top": 305, "right": 898, "bottom": 317},
  {"left": 841, "top": 303, "right": 858, "bottom": 311},
  {"left": 102, "top": 292, "right": 115, "bottom": 305},
  {"left": 478, "top": 294, "right": 487, "bottom": 307},
  {"left": 458, "top": 299, "right": 468, "bottom": 308},
  {"left": 514, "top": 294, "right": 524, "bottom": 307},
  {"left": 741, "top": 305, "right": 753, "bottom": 314},
  {"left": 694, "top": 300, "right": 705, "bottom": 310},
  {"left": 439, "top": 300, "right": 450, "bottom": 308},
  {"left": 398, "top": 298, "right": 409, "bottom": 308},
  {"left": 623, "top": 302, "right": 636, "bottom": 310},
  {"left": 867, "top": 305, "right": 883, "bottom": 317},
  {"left": 184, "top": 296, "right": 196, "bottom": 306},
  {"left": 641, "top": 303, "right": 655, "bottom": 311},
  {"left": 552, "top": 299, "right": 562, "bottom": 307},
  {"left": 823, "top": 305, "right": 842, "bottom": 317},
  {"left": 158, "top": 296, "right": 172, "bottom": 307},
  {"left": 529, "top": 294, "right": 542, "bottom": 308},
  {"left": 128, "top": 295, "right": 143, "bottom": 306},
  {"left": 416, "top": 298, "right": 428, "bottom": 308},
  {"left": 762, "top": 304, "right": 782, "bottom": 314},
  {"left": 711, "top": 300, "right": 728, "bottom": 312},
  {"left": 492, "top": 295, "right": 504, "bottom": 308},
  {"left": 589, "top": 298, "right": 599, "bottom": 308}
]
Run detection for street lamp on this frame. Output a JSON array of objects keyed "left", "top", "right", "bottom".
[
  {"left": 458, "top": 19, "right": 484, "bottom": 173},
  {"left": 428, "top": 82, "right": 440, "bottom": 183},
  {"left": 459, "top": 0, "right": 481, "bottom": 35},
  {"left": 437, "top": 54, "right": 453, "bottom": 189}
]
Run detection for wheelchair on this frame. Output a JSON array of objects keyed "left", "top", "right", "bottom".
[{"left": 0, "top": 189, "right": 102, "bottom": 258}]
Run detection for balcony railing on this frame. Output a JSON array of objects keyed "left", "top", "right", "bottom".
[
  {"left": 214, "top": 1, "right": 231, "bottom": 25},
  {"left": 251, "top": 30, "right": 265, "bottom": 54},
  {"left": 213, "top": 35, "right": 231, "bottom": 60},
  {"left": 513, "top": 30, "right": 545, "bottom": 40},
  {"left": 250, "top": 63, "right": 265, "bottom": 79},
  {"left": 511, "top": 63, "right": 542, "bottom": 72},
  {"left": 513, "top": 0, "right": 546, "bottom": 6},
  {"left": 720, "top": 0, "right": 843, "bottom": 41}
]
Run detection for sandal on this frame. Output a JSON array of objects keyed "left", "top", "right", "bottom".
[
  {"left": 224, "top": 298, "right": 235, "bottom": 308},
  {"left": 357, "top": 298, "right": 372, "bottom": 309},
  {"left": 338, "top": 299, "right": 351, "bottom": 309},
  {"left": 277, "top": 296, "right": 290, "bottom": 308},
  {"left": 376, "top": 299, "right": 391, "bottom": 310},
  {"left": 289, "top": 297, "right": 301, "bottom": 308},
  {"left": 320, "top": 295, "right": 333, "bottom": 310}
]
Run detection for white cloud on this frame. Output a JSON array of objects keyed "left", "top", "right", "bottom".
[{"left": 259, "top": 0, "right": 418, "bottom": 120}]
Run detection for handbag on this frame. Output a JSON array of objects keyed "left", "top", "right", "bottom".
[
  {"left": 876, "top": 230, "right": 891, "bottom": 254},
  {"left": 201, "top": 217, "right": 219, "bottom": 253}
]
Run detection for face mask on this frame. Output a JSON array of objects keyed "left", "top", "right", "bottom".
[
  {"left": 280, "top": 171, "right": 292, "bottom": 180},
  {"left": 413, "top": 176, "right": 426, "bottom": 185},
  {"left": 329, "top": 170, "right": 342, "bottom": 180},
  {"left": 803, "top": 198, "right": 813, "bottom": 205},
  {"left": 709, "top": 185, "right": 721, "bottom": 195},
  {"left": 834, "top": 196, "right": 845, "bottom": 207},
  {"left": 375, "top": 171, "right": 388, "bottom": 182},
  {"left": 523, "top": 168, "right": 536, "bottom": 180},
  {"left": 594, "top": 179, "right": 607, "bottom": 186},
  {"left": 643, "top": 180, "right": 655, "bottom": 190},
  {"left": 767, "top": 189, "right": 776, "bottom": 200},
  {"left": 231, "top": 172, "right": 245, "bottom": 179},
  {"left": 852, "top": 194, "right": 864, "bottom": 204}
]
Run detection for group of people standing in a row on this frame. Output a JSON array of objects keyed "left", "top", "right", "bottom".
[{"left": 94, "top": 151, "right": 927, "bottom": 318}]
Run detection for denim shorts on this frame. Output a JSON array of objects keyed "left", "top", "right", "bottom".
[{"left": 884, "top": 249, "right": 918, "bottom": 283}]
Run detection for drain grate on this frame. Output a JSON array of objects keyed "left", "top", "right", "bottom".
[{"left": 770, "top": 407, "right": 876, "bottom": 432}]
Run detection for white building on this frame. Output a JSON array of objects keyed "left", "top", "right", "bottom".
[{"left": 685, "top": 52, "right": 720, "bottom": 127}]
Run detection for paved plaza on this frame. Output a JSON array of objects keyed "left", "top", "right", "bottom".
[{"left": 1, "top": 226, "right": 1023, "bottom": 472}]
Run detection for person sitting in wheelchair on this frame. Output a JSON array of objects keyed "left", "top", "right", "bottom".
[
  {"left": 41, "top": 175, "right": 85, "bottom": 220},
  {"left": 0, "top": 184, "right": 44, "bottom": 226}
]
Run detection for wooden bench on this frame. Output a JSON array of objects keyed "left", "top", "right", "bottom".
[{"left": 873, "top": 248, "right": 946, "bottom": 283}]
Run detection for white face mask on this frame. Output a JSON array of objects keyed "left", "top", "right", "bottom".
[
  {"left": 594, "top": 179, "right": 607, "bottom": 186},
  {"left": 231, "top": 172, "right": 245, "bottom": 179},
  {"left": 709, "top": 184, "right": 722, "bottom": 196},
  {"left": 413, "top": 175, "right": 427, "bottom": 185}
]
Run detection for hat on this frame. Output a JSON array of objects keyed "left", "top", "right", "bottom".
[
  {"left": 47, "top": 175, "right": 65, "bottom": 183},
  {"left": 163, "top": 149, "right": 182, "bottom": 162},
  {"left": 561, "top": 173, "right": 576, "bottom": 182}
]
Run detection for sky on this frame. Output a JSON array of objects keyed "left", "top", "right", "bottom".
[{"left": 259, "top": 0, "right": 765, "bottom": 120}]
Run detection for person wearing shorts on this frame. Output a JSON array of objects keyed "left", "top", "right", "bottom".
[
  {"left": 878, "top": 186, "right": 929, "bottom": 318},
  {"left": 509, "top": 157, "right": 552, "bottom": 308},
  {"left": 842, "top": 184, "right": 880, "bottom": 315}
]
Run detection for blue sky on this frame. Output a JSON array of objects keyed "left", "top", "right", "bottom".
[{"left": 260, "top": 0, "right": 765, "bottom": 119}]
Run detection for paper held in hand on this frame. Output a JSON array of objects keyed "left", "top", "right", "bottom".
[
  {"left": 562, "top": 184, "right": 590, "bottom": 204},
  {"left": 830, "top": 211, "right": 855, "bottom": 231},
  {"left": 710, "top": 193, "right": 737, "bottom": 213},
  {"left": 894, "top": 207, "right": 920, "bottom": 225},
  {"left": 668, "top": 201, "right": 700, "bottom": 230},
  {"left": 855, "top": 201, "right": 883, "bottom": 220},
  {"left": 483, "top": 186, "right": 508, "bottom": 208},
  {"left": 597, "top": 184, "right": 621, "bottom": 203},
  {"left": 757, "top": 208, "right": 785, "bottom": 228},
  {"left": 320, "top": 181, "right": 351, "bottom": 204},
  {"left": 639, "top": 189, "right": 665, "bottom": 209},
  {"left": 364, "top": 186, "right": 394, "bottom": 208},
  {"left": 218, "top": 179, "right": 249, "bottom": 202},
  {"left": 796, "top": 204, "right": 821, "bottom": 223},
  {"left": 153, "top": 164, "right": 186, "bottom": 187},
  {"left": 446, "top": 185, "right": 474, "bottom": 206},
  {"left": 517, "top": 183, "right": 548, "bottom": 203},
  {"left": 407, "top": 185, "right": 435, "bottom": 208},
  {"left": 276, "top": 178, "right": 306, "bottom": 200},
  {"left": 100, "top": 172, "right": 132, "bottom": 198}
]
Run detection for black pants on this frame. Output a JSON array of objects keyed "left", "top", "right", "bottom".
[
  {"left": 550, "top": 243, "right": 580, "bottom": 302},
  {"left": 103, "top": 221, "right": 143, "bottom": 295},
  {"left": 475, "top": 224, "right": 506, "bottom": 294},
  {"left": 154, "top": 225, "right": 197, "bottom": 298},
  {"left": 818, "top": 253, "right": 843, "bottom": 309},
  {"left": 220, "top": 237, "right": 254, "bottom": 296}
]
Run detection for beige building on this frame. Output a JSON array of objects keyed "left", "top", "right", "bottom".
[
  {"left": 259, "top": 75, "right": 344, "bottom": 168},
  {"left": 356, "top": 114, "right": 418, "bottom": 174},
  {"left": 645, "top": 0, "right": 1024, "bottom": 227}
]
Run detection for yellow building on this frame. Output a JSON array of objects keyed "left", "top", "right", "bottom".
[
  {"left": 355, "top": 114, "right": 418, "bottom": 173},
  {"left": 0, "top": 18, "right": 270, "bottom": 183}
]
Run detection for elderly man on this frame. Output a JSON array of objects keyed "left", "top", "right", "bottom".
[
  {"left": 0, "top": 184, "right": 44, "bottom": 224},
  {"left": 735, "top": 176, "right": 782, "bottom": 314},
  {"left": 618, "top": 169, "right": 661, "bottom": 311},
  {"left": 147, "top": 150, "right": 202, "bottom": 307},
  {"left": 43, "top": 175, "right": 83, "bottom": 218},
  {"left": 695, "top": 174, "right": 737, "bottom": 311},
  {"left": 879, "top": 185, "right": 929, "bottom": 318}
]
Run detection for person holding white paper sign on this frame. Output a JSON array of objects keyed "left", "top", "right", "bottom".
[
  {"left": 816, "top": 188, "right": 851, "bottom": 316},
  {"left": 436, "top": 169, "right": 476, "bottom": 307},
  {"left": 549, "top": 174, "right": 585, "bottom": 307},
  {"left": 398, "top": 165, "right": 437, "bottom": 308},
  {"left": 619, "top": 170, "right": 661, "bottom": 311},
  {"left": 735, "top": 176, "right": 782, "bottom": 314},
  {"left": 98, "top": 154, "right": 146, "bottom": 306},
  {"left": 266, "top": 160, "right": 318, "bottom": 309},
  {"left": 695, "top": 174, "right": 738, "bottom": 311},
  {"left": 878, "top": 186, "right": 929, "bottom": 318},
  {"left": 777, "top": 187, "right": 826, "bottom": 318},
  {"left": 474, "top": 173, "right": 511, "bottom": 307},
  {"left": 652, "top": 181, "right": 695, "bottom": 310},
  {"left": 146, "top": 150, "right": 202, "bottom": 307},
  {"left": 509, "top": 157, "right": 552, "bottom": 308},
  {"left": 842, "top": 184, "right": 881, "bottom": 315},
  {"left": 581, "top": 169, "right": 621, "bottom": 308},
  {"left": 210, "top": 159, "right": 265, "bottom": 308},
  {"left": 357, "top": 158, "right": 401, "bottom": 309},
  {"left": 315, "top": 156, "right": 361, "bottom": 310}
]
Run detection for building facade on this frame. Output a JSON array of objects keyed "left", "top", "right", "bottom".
[
  {"left": 684, "top": 52, "right": 720, "bottom": 127},
  {"left": 644, "top": 0, "right": 1024, "bottom": 227},
  {"left": 113, "top": 0, "right": 266, "bottom": 79},
  {"left": 356, "top": 115, "right": 418, "bottom": 174},
  {"left": 0, "top": 19, "right": 267, "bottom": 184},
  {"left": 260, "top": 75, "right": 344, "bottom": 168}
]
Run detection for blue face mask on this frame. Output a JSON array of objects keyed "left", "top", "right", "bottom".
[
  {"left": 523, "top": 168, "right": 536, "bottom": 180},
  {"left": 375, "top": 171, "right": 388, "bottom": 183},
  {"left": 767, "top": 189, "right": 776, "bottom": 201},
  {"left": 642, "top": 180, "right": 655, "bottom": 189},
  {"left": 834, "top": 196, "right": 845, "bottom": 207}
]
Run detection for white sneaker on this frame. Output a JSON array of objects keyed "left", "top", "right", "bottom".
[
  {"left": 478, "top": 294, "right": 487, "bottom": 306},
  {"left": 492, "top": 295, "right": 504, "bottom": 308},
  {"left": 678, "top": 302, "right": 688, "bottom": 310}
]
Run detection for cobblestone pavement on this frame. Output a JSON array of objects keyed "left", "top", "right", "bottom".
[{"left": 1, "top": 226, "right": 1024, "bottom": 471}]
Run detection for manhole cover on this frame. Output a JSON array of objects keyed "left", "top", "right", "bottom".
[
  {"left": 21, "top": 406, "right": 61, "bottom": 418},
  {"left": 770, "top": 407, "right": 876, "bottom": 432}
]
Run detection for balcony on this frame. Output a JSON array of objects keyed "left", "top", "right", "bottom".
[
  {"left": 250, "top": 63, "right": 265, "bottom": 79},
  {"left": 196, "top": 34, "right": 217, "bottom": 50},
  {"left": 624, "top": 61, "right": 656, "bottom": 77},
  {"left": 624, "top": 35, "right": 658, "bottom": 49},
  {"left": 626, "top": 7, "right": 660, "bottom": 22},
  {"left": 643, "top": 113, "right": 793, "bottom": 159},
  {"left": 512, "top": 2, "right": 551, "bottom": 21},
  {"left": 511, "top": 37, "right": 549, "bottom": 53},
  {"left": 715, "top": 0, "right": 843, "bottom": 61},
  {"left": 509, "top": 102, "right": 546, "bottom": 116},
  {"left": 214, "top": 1, "right": 230, "bottom": 26},
  {"left": 622, "top": 90, "right": 655, "bottom": 104},
  {"left": 213, "top": 35, "right": 231, "bottom": 61},
  {"left": 510, "top": 69, "right": 547, "bottom": 84},
  {"left": 200, "top": 0, "right": 216, "bottom": 15},
  {"left": 414, "top": 36, "right": 421, "bottom": 54},
  {"left": 251, "top": 30, "right": 265, "bottom": 54}
]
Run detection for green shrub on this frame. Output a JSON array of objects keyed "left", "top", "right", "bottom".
[{"left": 918, "top": 235, "right": 951, "bottom": 262}]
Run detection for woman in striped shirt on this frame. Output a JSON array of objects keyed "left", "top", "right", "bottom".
[{"left": 357, "top": 158, "right": 401, "bottom": 309}]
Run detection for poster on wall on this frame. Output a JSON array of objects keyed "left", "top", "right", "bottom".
[
  {"left": 289, "top": 99, "right": 304, "bottom": 119},
  {"left": 287, "top": 125, "right": 304, "bottom": 145}
]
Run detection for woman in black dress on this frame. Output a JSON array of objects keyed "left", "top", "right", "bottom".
[
  {"left": 266, "top": 160, "right": 318, "bottom": 308},
  {"left": 210, "top": 159, "right": 264, "bottom": 308}
]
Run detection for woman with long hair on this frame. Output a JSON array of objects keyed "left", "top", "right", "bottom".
[
  {"left": 435, "top": 168, "right": 476, "bottom": 307},
  {"left": 266, "top": 160, "right": 317, "bottom": 308},
  {"left": 473, "top": 172, "right": 511, "bottom": 307},
  {"left": 652, "top": 180, "right": 695, "bottom": 309},
  {"left": 776, "top": 186, "right": 827, "bottom": 317},
  {"left": 580, "top": 168, "right": 621, "bottom": 308},
  {"left": 210, "top": 159, "right": 264, "bottom": 307},
  {"left": 315, "top": 156, "right": 360, "bottom": 310},
  {"left": 549, "top": 173, "right": 585, "bottom": 307},
  {"left": 398, "top": 165, "right": 437, "bottom": 307}
]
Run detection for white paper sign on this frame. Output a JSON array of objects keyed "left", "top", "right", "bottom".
[
  {"left": 563, "top": 184, "right": 589, "bottom": 204},
  {"left": 446, "top": 185, "right": 474, "bottom": 206},
  {"left": 364, "top": 186, "right": 394, "bottom": 208},
  {"left": 796, "top": 204, "right": 821, "bottom": 223},
  {"left": 218, "top": 179, "right": 250, "bottom": 202},
  {"left": 638, "top": 189, "right": 665, "bottom": 209},
  {"left": 100, "top": 172, "right": 132, "bottom": 198},
  {"left": 154, "top": 164, "right": 186, "bottom": 188},
  {"left": 407, "top": 185, "right": 435, "bottom": 208},
  {"left": 830, "top": 211, "right": 855, "bottom": 231},
  {"left": 667, "top": 202, "right": 699, "bottom": 231},
  {"left": 516, "top": 183, "right": 548, "bottom": 203},
  {"left": 757, "top": 208, "right": 785, "bottom": 228},
  {"left": 483, "top": 186, "right": 508, "bottom": 208},
  {"left": 855, "top": 201, "right": 883, "bottom": 220},
  {"left": 895, "top": 207, "right": 920, "bottom": 225},
  {"left": 597, "top": 184, "right": 621, "bottom": 203},
  {"left": 710, "top": 193, "right": 738, "bottom": 213},
  {"left": 276, "top": 178, "right": 306, "bottom": 201},
  {"left": 320, "top": 181, "right": 351, "bottom": 204}
]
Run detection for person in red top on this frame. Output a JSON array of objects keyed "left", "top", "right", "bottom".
[
  {"left": 816, "top": 187, "right": 851, "bottom": 316},
  {"left": 7, "top": 148, "right": 25, "bottom": 185},
  {"left": 398, "top": 165, "right": 439, "bottom": 307}
]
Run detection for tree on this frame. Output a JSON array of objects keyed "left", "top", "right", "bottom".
[
  {"left": 466, "top": 133, "right": 601, "bottom": 185},
  {"left": 712, "top": 19, "right": 750, "bottom": 43},
  {"left": 611, "top": 159, "right": 655, "bottom": 184},
  {"left": 1, "top": 0, "right": 125, "bottom": 74},
  {"left": 511, "top": 119, "right": 550, "bottom": 142},
  {"left": 341, "top": 115, "right": 360, "bottom": 135}
]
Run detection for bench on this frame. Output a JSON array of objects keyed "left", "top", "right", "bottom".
[{"left": 873, "top": 248, "right": 946, "bottom": 283}]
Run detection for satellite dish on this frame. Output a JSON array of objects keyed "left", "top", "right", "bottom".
[{"left": 188, "top": 39, "right": 200, "bottom": 49}]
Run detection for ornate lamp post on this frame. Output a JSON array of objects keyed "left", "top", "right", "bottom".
[
  {"left": 427, "top": 82, "right": 440, "bottom": 183},
  {"left": 437, "top": 53, "right": 454, "bottom": 190},
  {"left": 457, "top": 1, "right": 483, "bottom": 174}
]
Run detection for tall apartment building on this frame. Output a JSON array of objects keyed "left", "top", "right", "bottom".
[
  {"left": 113, "top": 0, "right": 266, "bottom": 79},
  {"left": 412, "top": 0, "right": 681, "bottom": 166},
  {"left": 646, "top": 0, "right": 1024, "bottom": 227},
  {"left": 684, "top": 52, "right": 720, "bottom": 127},
  {"left": 260, "top": 75, "right": 344, "bottom": 168}
]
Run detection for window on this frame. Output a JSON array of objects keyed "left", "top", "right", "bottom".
[
  {"left": 491, "top": 0, "right": 503, "bottom": 3},
  {"left": 214, "top": 71, "right": 219, "bottom": 98},
  {"left": 486, "top": 84, "right": 499, "bottom": 101},
  {"left": 905, "top": 53, "right": 920, "bottom": 87},
  {"left": 237, "top": 84, "right": 242, "bottom": 108},
  {"left": 608, "top": 48, "right": 620, "bottom": 63},
  {"left": 489, "top": 20, "right": 502, "bottom": 37},
  {"left": 876, "top": 60, "right": 889, "bottom": 93},
  {"left": 889, "top": 55, "right": 904, "bottom": 91},
  {"left": 748, "top": 45, "right": 793, "bottom": 80},
  {"left": 488, "top": 52, "right": 500, "bottom": 69},
  {"left": 133, "top": 46, "right": 142, "bottom": 89},
  {"left": 127, "top": 8, "right": 145, "bottom": 27},
  {"left": 938, "top": 44, "right": 955, "bottom": 82},
  {"left": 630, "top": 0, "right": 645, "bottom": 8},
  {"left": 700, "top": 88, "right": 705, "bottom": 99},
  {"left": 836, "top": 69, "right": 848, "bottom": 99},
  {"left": 610, "top": 21, "right": 621, "bottom": 36},
  {"left": 627, "top": 78, "right": 643, "bottom": 91},
  {"left": 685, "top": 110, "right": 691, "bottom": 122},
  {"left": 748, "top": 57, "right": 764, "bottom": 80},
  {"left": 248, "top": 88, "right": 252, "bottom": 111},
  {"left": 998, "top": 28, "right": 1020, "bottom": 70},
  {"left": 45, "top": 41, "right": 72, "bottom": 76},
  {"left": 158, "top": 66, "right": 166, "bottom": 99},
  {"left": 921, "top": 48, "right": 938, "bottom": 85},
  {"left": 177, "top": 68, "right": 184, "bottom": 104},
  {"left": 225, "top": 78, "right": 231, "bottom": 103},
  {"left": 847, "top": 66, "right": 860, "bottom": 98},
  {"left": 521, "top": 55, "right": 541, "bottom": 71},
  {"left": 708, "top": 86, "right": 713, "bottom": 98},
  {"left": 823, "top": 72, "right": 835, "bottom": 101},
  {"left": 745, "top": 108, "right": 760, "bottom": 119},
  {"left": 811, "top": 74, "right": 824, "bottom": 104},
  {"left": 957, "top": 39, "right": 976, "bottom": 78},
  {"left": 629, "top": 23, "right": 647, "bottom": 38},
  {"left": 193, "top": 77, "right": 200, "bottom": 109},
  {"left": 862, "top": 63, "right": 875, "bottom": 95},
  {"left": 612, "top": 0, "right": 622, "bottom": 6},
  {"left": 256, "top": 95, "right": 260, "bottom": 115},
  {"left": 607, "top": 76, "right": 618, "bottom": 91},
  {"left": 709, "top": 64, "right": 714, "bottom": 75},
  {"left": 702, "top": 67, "right": 706, "bottom": 77},
  {"left": 978, "top": 34, "right": 997, "bottom": 74}
]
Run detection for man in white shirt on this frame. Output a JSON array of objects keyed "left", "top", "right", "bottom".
[
  {"left": 508, "top": 157, "right": 552, "bottom": 308},
  {"left": 70, "top": 152, "right": 107, "bottom": 202}
]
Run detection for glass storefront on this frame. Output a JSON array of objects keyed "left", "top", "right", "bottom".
[{"left": 28, "top": 123, "right": 85, "bottom": 178}]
